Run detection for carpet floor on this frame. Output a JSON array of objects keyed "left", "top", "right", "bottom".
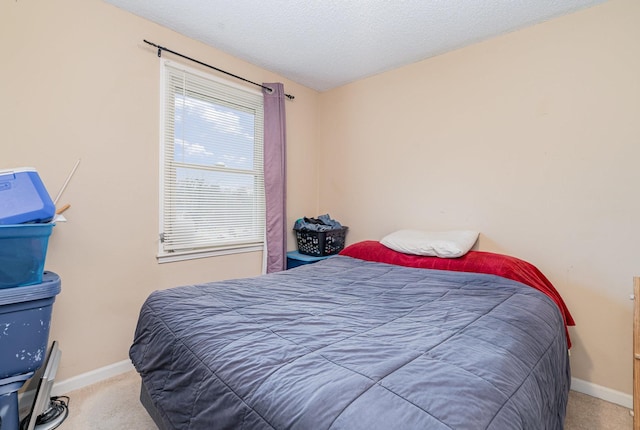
[{"left": 44, "top": 370, "right": 632, "bottom": 429}]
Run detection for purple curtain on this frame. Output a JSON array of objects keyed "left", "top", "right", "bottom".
[{"left": 263, "top": 83, "right": 287, "bottom": 273}]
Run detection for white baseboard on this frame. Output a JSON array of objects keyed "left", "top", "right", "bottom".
[
  {"left": 50, "top": 361, "right": 636, "bottom": 412},
  {"left": 19, "top": 360, "right": 633, "bottom": 414},
  {"left": 51, "top": 359, "right": 135, "bottom": 396},
  {"left": 571, "top": 377, "right": 633, "bottom": 410},
  {"left": 19, "top": 359, "right": 135, "bottom": 413}
]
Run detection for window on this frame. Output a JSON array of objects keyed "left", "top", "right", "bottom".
[{"left": 158, "top": 60, "right": 265, "bottom": 262}]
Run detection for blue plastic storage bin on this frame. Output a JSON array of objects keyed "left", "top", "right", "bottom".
[
  {"left": 0, "top": 271, "right": 60, "bottom": 379},
  {"left": 0, "top": 223, "right": 54, "bottom": 289},
  {"left": 0, "top": 167, "right": 55, "bottom": 225},
  {"left": 0, "top": 272, "right": 60, "bottom": 429}
]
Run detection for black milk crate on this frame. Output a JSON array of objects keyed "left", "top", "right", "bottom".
[{"left": 294, "top": 226, "right": 348, "bottom": 257}]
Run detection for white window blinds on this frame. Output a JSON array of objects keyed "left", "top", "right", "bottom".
[{"left": 160, "top": 60, "right": 265, "bottom": 259}]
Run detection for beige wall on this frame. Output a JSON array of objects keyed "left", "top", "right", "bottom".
[
  {"left": 0, "top": 0, "right": 319, "bottom": 380},
  {"left": 318, "top": 0, "right": 639, "bottom": 395}
]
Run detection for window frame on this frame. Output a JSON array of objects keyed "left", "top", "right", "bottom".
[{"left": 157, "top": 59, "right": 265, "bottom": 263}]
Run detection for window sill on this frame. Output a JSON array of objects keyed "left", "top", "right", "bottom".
[{"left": 157, "top": 244, "right": 263, "bottom": 263}]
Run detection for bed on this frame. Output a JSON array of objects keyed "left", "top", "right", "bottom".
[{"left": 129, "top": 240, "right": 574, "bottom": 430}]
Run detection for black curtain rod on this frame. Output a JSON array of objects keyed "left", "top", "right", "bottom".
[{"left": 143, "top": 39, "right": 295, "bottom": 100}]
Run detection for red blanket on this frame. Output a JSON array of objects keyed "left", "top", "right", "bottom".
[{"left": 340, "top": 241, "right": 575, "bottom": 348}]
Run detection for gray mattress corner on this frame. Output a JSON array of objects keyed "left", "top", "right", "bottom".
[{"left": 130, "top": 256, "right": 570, "bottom": 430}]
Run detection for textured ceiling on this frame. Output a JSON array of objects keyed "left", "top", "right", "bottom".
[{"left": 103, "top": 0, "right": 607, "bottom": 92}]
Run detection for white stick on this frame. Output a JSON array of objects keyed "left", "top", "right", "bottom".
[{"left": 54, "top": 159, "right": 81, "bottom": 204}]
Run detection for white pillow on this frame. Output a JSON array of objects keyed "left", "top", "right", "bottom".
[{"left": 380, "top": 229, "right": 479, "bottom": 258}]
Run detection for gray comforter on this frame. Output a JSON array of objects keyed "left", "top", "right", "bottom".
[{"left": 130, "top": 256, "right": 570, "bottom": 429}]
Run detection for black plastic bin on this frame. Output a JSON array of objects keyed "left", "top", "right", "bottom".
[{"left": 294, "top": 226, "right": 348, "bottom": 257}]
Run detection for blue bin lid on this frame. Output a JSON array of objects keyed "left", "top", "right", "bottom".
[{"left": 0, "top": 272, "right": 60, "bottom": 305}]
